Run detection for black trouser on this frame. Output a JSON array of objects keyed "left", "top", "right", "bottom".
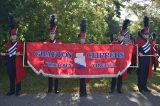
[
  {"left": 137, "top": 56, "right": 150, "bottom": 90},
  {"left": 79, "top": 78, "right": 87, "bottom": 95},
  {"left": 48, "top": 77, "right": 58, "bottom": 91},
  {"left": 6, "top": 60, "right": 21, "bottom": 93},
  {"left": 152, "top": 57, "right": 157, "bottom": 71},
  {"left": 111, "top": 75, "right": 122, "bottom": 91}
]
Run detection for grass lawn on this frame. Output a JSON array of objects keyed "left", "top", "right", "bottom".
[{"left": 0, "top": 63, "right": 160, "bottom": 94}]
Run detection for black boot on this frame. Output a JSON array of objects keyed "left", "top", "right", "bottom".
[
  {"left": 117, "top": 89, "right": 122, "bottom": 94},
  {"left": 143, "top": 87, "right": 151, "bottom": 92},
  {"left": 47, "top": 89, "right": 52, "bottom": 93},
  {"left": 79, "top": 78, "right": 87, "bottom": 96},
  {"left": 15, "top": 82, "right": 21, "bottom": 96},
  {"left": 54, "top": 79, "right": 59, "bottom": 94},
  {"left": 117, "top": 76, "right": 122, "bottom": 94},
  {"left": 15, "top": 92, "right": 20, "bottom": 96},
  {"left": 6, "top": 91, "right": 15, "bottom": 96},
  {"left": 109, "top": 89, "right": 115, "bottom": 93},
  {"left": 47, "top": 77, "right": 53, "bottom": 93},
  {"left": 110, "top": 78, "right": 116, "bottom": 93}
]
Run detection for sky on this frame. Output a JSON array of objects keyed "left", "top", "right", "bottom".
[
  {"left": 130, "top": 0, "right": 151, "bottom": 3},
  {"left": 120, "top": 0, "right": 152, "bottom": 21}
]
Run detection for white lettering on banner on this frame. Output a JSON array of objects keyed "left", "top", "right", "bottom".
[
  {"left": 34, "top": 51, "right": 125, "bottom": 59},
  {"left": 45, "top": 62, "right": 72, "bottom": 68},
  {"left": 34, "top": 51, "right": 72, "bottom": 58},
  {"left": 87, "top": 52, "right": 124, "bottom": 59},
  {"left": 91, "top": 62, "right": 116, "bottom": 68}
]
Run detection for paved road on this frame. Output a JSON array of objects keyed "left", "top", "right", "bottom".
[{"left": 0, "top": 91, "right": 160, "bottom": 106}]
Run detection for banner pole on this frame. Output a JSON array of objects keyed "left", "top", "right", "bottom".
[
  {"left": 23, "top": 42, "right": 30, "bottom": 67},
  {"left": 23, "top": 42, "right": 25, "bottom": 67},
  {"left": 136, "top": 44, "right": 139, "bottom": 68},
  {"left": 129, "top": 44, "right": 139, "bottom": 68}
]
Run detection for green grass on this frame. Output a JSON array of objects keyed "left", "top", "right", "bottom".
[{"left": 0, "top": 63, "right": 160, "bottom": 94}]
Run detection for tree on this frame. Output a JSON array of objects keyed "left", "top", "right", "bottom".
[
  {"left": 0, "top": 0, "right": 125, "bottom": 47},
  {"left": 126, "top": 0, "right": 160, "bottom": 38}
]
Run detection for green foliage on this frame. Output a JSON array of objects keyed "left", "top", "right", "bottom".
[
  {"left": 126, "top": 0, "right": 160, "bottom": 39},
  {"left": 1, "top": 0, "right": 160, "bottom": 49},
  {"left": 0, "top": 0, "right": 123, "bottom": 46}
]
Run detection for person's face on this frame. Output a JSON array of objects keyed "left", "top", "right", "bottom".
[
  {"left": 10, "top": 34, "right": 17, "bottom": 41},
  {"left": 143, "top": 33, "right": 149, "bottom": 39},
  {"left": 118, "top": 35, "right": 124, "bottom": 42},
  {"left": 49, "top": 32, "right": 56, "bottom": 40},
  {"left": 79, "top": 37, "right": 85, "bottom": 44}
]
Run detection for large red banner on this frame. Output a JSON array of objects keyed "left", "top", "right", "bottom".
[{"left": 27, "top": 43, "right": 133, "bottom": 78}]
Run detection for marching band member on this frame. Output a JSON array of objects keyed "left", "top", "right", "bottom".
[
  {"left": 136, "top": 16, "right": 158, "bottom": 92},
  {"left": 151, "top": 32, "right": 159, "bottom": 71},
  {"left": 78, "top": 19, "right": 87, "bottom": 96},
  {"left": 110, "top": 19, "right": 131, "bottom": 94},
  {"left": 45, "top": 14, "right": 62, "bottom": 94},
  {"left": 0, "top": 15, "right": 26, "bottom": 96}
]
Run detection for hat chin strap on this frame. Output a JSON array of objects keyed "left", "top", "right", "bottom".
[
  {"left": 118, "top": 39, "right": 123, "bottom": 44},
  {"left": 142, "top": 34, "right": 149, "bottom": 40},
  {"left": 11, "top": 39, "right": 17, "bottom": 42}
]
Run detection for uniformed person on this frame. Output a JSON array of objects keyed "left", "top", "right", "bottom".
[
  {"left": 1, "top": 15, "right": 26, "bottom": 96},
  {"left": 151, "top": 32, "right": 158, "bottom": 71},
  {"left": 110, "top": 19, "right": 131, "bottom": 93},
  {"left": 136, "top": 16, "right": 158, "bottom": 92},
  {"left": 78, "top": 19, "right": 87, "bottom": 96},
  {"left": 45, "top": 14, "right": 62, "bottom": 94}
]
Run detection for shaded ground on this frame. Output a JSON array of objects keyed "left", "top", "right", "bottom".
[{"left": 0, "top": 91, "right": 160, "bottom": 106}]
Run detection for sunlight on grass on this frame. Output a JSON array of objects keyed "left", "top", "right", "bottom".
[
  {"left": 156, "top": 67, "right": 160, "bottom": 71},
  {"left": 93, "top": 83, "right": 106, "bottom": 87},
  {"left": 131, "top": 84, "right": 138, "bottom": 92},
  {"left": 150, "top": 84, "right": 160, "bottom": 92}
]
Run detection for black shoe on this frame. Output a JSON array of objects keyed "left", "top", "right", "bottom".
[
  {"left": 139, "top": 89, "right": 143, "bottom": 93},
  {"left": 143, "top": 88, "right": 151, "bottom": 92},
  {"left": 15, "top": 92, "right": 20, "bottom": 96},
  {"left": 47, "top": 89, "right": 52, "bottom": 93},
  {"left": 109, "top": 90, "right": 114, "bottom": 93},
  {"left": 80, "top": 93, "right": 87, "bottom": 97},
  {"left": 55, "top": 90, "right": 60, "bottom": 94},
  {"left": 138, "top": 87, "right": 143, "bottom": 92},
  {"left": 117, "top": 90, "right": 122, "bottom": 94},
  {"left": 6, "top": 92, "right": 15, "bottom": 96}
]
